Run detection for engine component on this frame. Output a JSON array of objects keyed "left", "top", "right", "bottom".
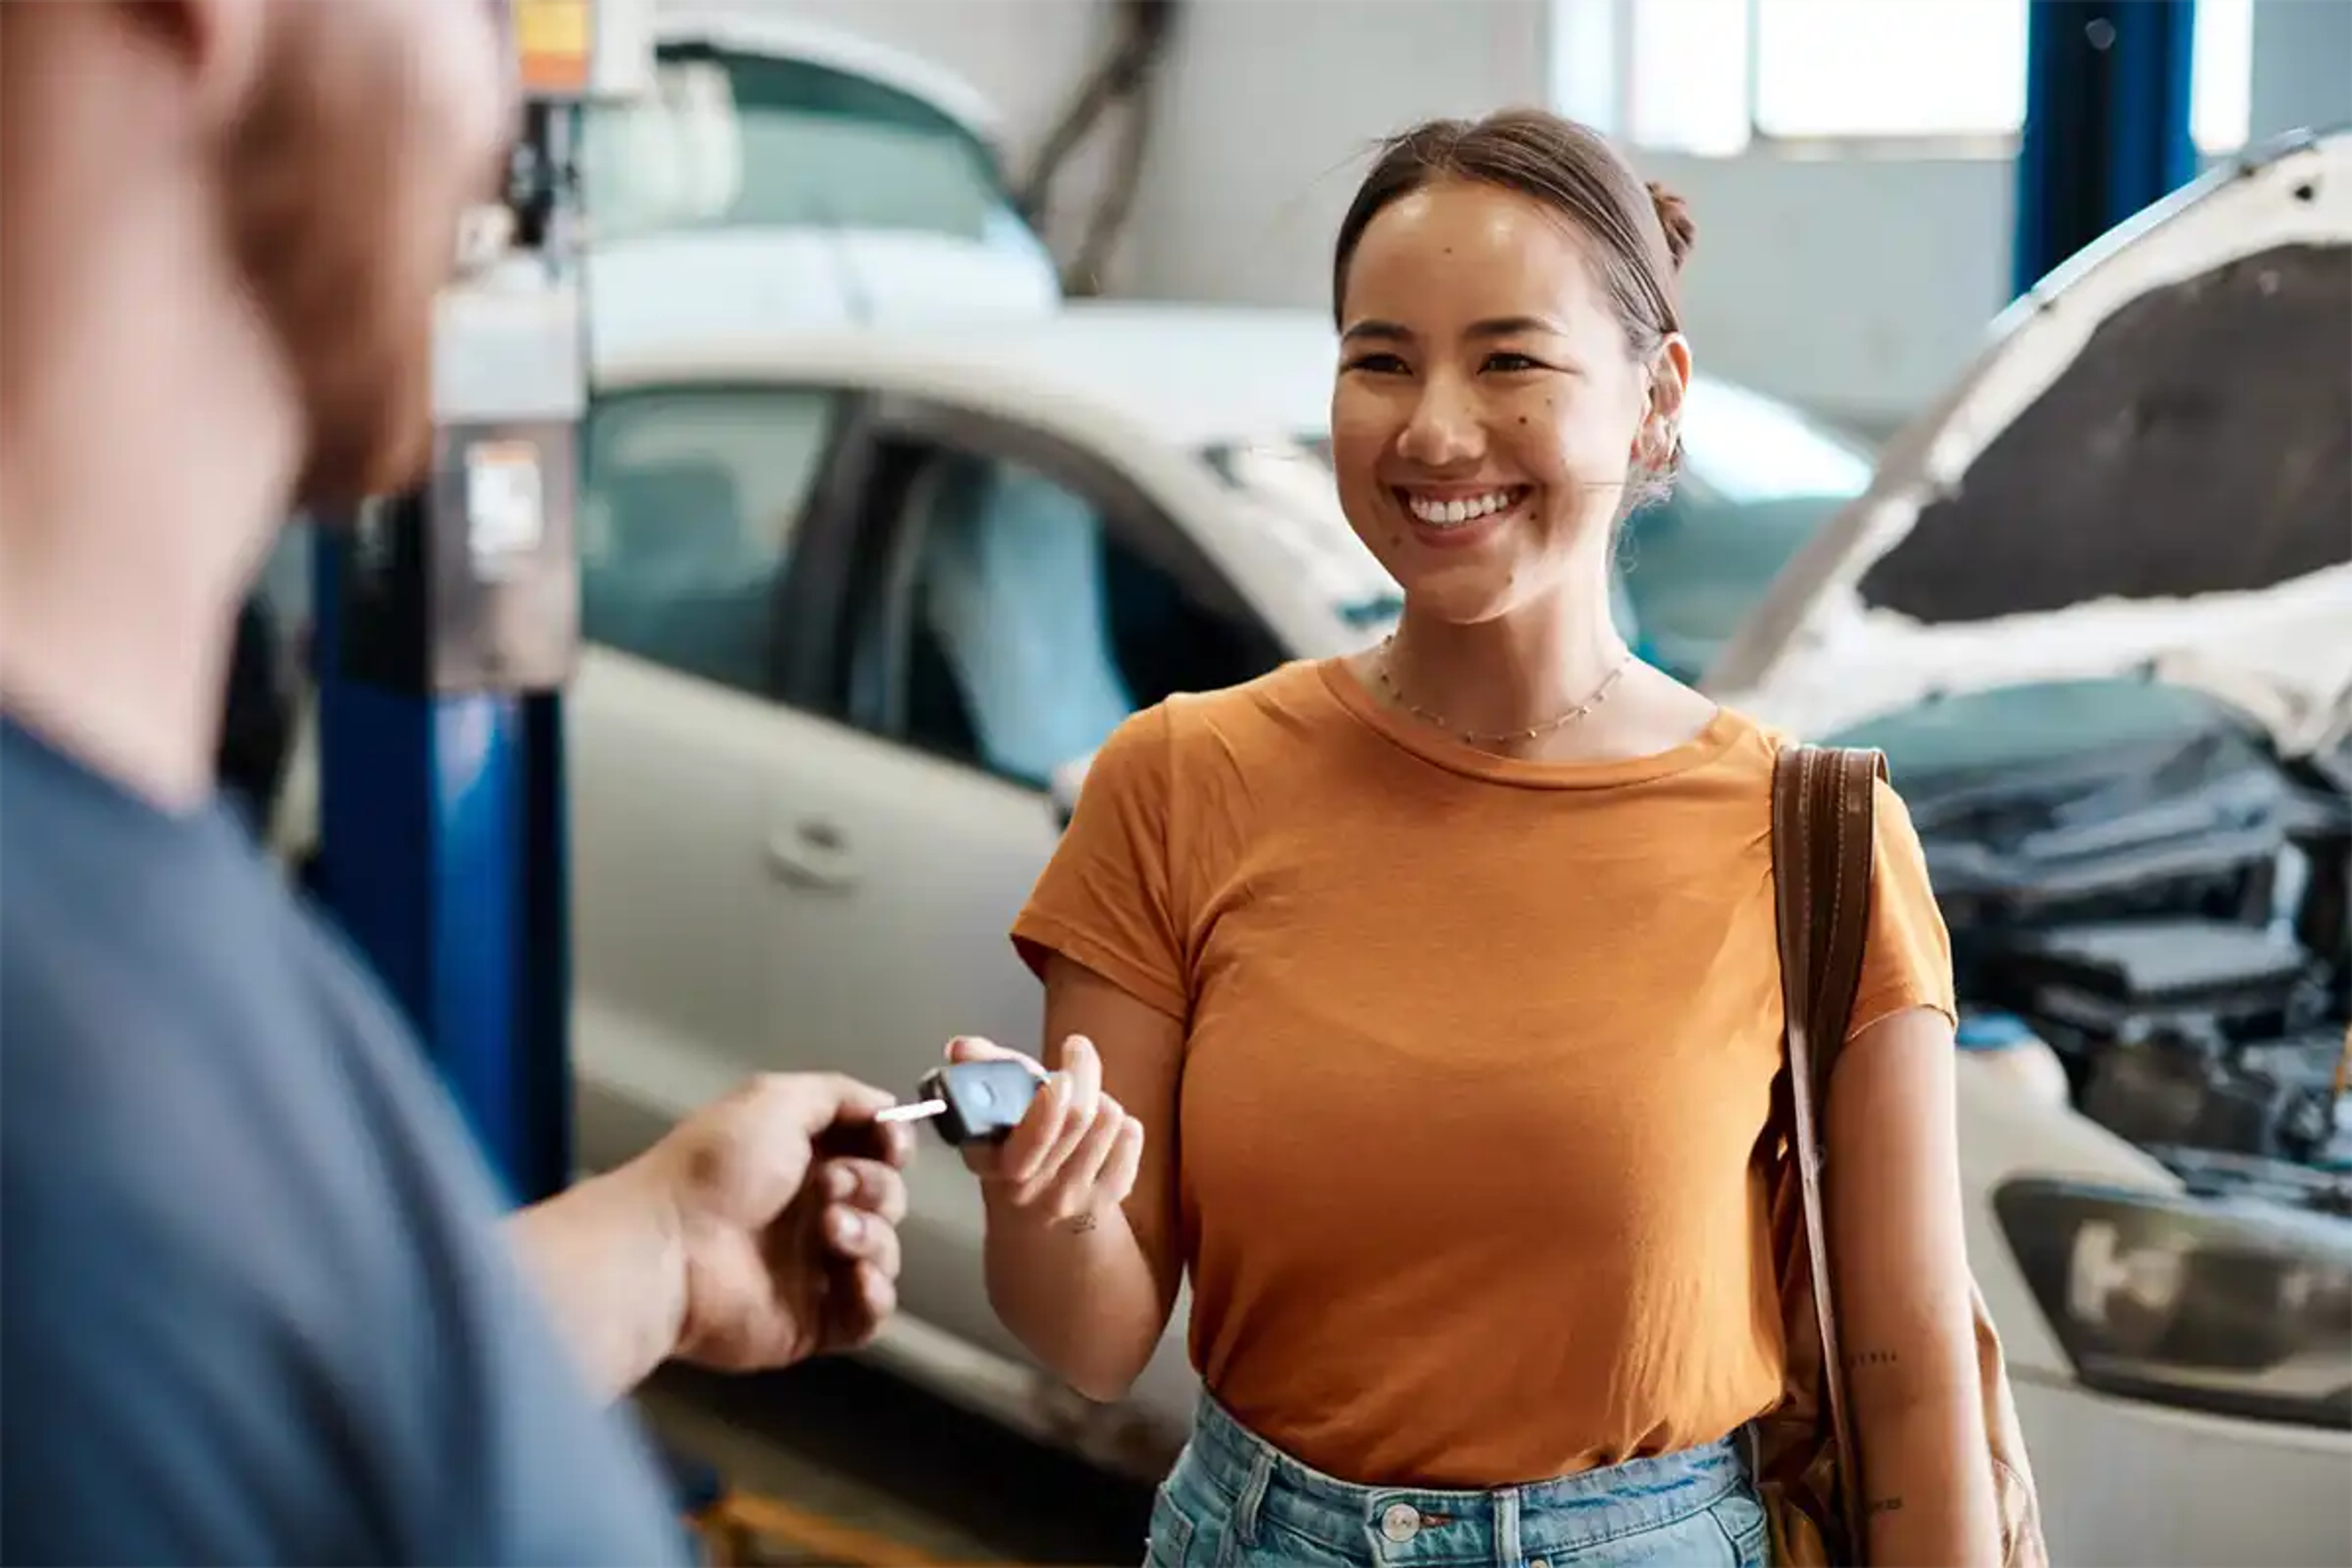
[
  {"left": 2082, "top": 1025, "right": 2350, "bottom": 1167},
  {"left": 1976, "top": 919, "right": 2324, "bottom": 1065}
]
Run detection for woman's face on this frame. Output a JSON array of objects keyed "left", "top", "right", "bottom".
[{"left": 1330, "top": 178, "right": 1674, "bottom": 627}]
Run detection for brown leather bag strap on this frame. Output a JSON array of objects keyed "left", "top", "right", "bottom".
[{"left": 1771, "top": 742, "right": 1885, "bottom": 1561}]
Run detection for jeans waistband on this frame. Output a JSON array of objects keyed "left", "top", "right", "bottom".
[{"left": 1182, "top": 1393, "right": 1752, "bottom": 1564}]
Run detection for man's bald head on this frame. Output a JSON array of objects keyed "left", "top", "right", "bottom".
[{"left": 1, "top": 0, "right": 513, "bottom": 512}]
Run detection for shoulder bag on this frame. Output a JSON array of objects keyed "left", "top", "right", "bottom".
[{"left": 1757, "top": 743, "right": 2049, "bottom": 1568}]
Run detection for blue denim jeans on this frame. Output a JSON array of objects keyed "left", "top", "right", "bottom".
[{"left": 1146, "top": 1396, "right": 1772, "bottom": 1568}]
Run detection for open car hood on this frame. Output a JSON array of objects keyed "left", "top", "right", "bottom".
[{"left": 1706, "top": 129, "right": 2352, "bottom": 756}]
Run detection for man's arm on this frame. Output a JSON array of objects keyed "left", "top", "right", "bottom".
[
  {"left": 1825, "top": 1005, "right": 2005, "bottom": 1568},
  {"left": 508, "top": 1163, "right": 686, "bottom": 1400}
]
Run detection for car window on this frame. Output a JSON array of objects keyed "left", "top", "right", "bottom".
[
  {"left": 582, "top": 46, "right": 1032, "bottom": 251},
  {"left": 1617, "top": 379, "right": 1877, "bottom": 683},
  {"left": 870, "top": 446, "right": 1278, "bottom": 788},
  {"left": 1206, "top": 439, "right": 1400, "bottom": 631},
  {"left": 579, "top": 386, "right": 839, "bottom": 696}
]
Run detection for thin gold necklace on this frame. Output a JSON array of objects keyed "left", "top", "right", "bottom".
[{"left": 1373, "top": 635, "right": 1635, "bottom": 748}]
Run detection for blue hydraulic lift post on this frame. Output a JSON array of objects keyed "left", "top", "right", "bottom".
[
  {"left": 311, "top": 67, "right": 596, "bottom": 1210},
  {"left": 309, "top": 584, "right": 568, "bottom": 1207},
  {"left": 2013, "top": 0, "right": 2200, "bottom": 297}
]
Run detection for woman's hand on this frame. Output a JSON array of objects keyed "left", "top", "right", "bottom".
[{"left": 946, "top": 1034, "right": 1146, "bottom": 1233}]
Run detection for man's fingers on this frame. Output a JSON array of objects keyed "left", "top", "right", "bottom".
[
  {"left": 750, "top": 1071, "right": 897, "bottom": 1137},
  {"left": 823, "top": 1202, "right": 902, "bottom": 1279},
  {"left": 821, "top": 1158, "right": 908, "bottom": 1226},
  {"left": 824, "top": 1260, "right": 897, "bottom": 1352}
]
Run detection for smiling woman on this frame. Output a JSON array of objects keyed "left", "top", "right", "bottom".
[{"left": 960, "top": 107, "right": 2026, "bottom": 1568}]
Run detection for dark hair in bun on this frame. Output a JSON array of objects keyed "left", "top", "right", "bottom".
[
  {"left": 1646, "top": 180, "right": 1697, "bottom": 273},
  {"left": 1332, "top": 107, "right": 1691, "bottom": 362}
]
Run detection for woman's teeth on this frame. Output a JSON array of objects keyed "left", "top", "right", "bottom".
[{"left": 1403, "top": 488, "right": 1524, "bottom": 527}]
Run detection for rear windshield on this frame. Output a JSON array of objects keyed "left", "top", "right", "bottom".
[{"left": 582, "top": 45, "right": 1029, "bottom": 246}]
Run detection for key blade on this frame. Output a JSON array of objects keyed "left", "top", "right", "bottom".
[{"left": 875, "top": 1098, "right": 947, "bottom": 1125}]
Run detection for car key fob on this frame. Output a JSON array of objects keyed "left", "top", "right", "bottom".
[{"left": 880, "top": 1060, "right": 1042, "bottom": 1145}]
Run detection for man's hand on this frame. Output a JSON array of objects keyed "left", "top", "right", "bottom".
[
  {"left": 642, "top": 1072, "right": 913, "bottom": 1373},
  {"left": 511, "top": 1071, "right": 912, "bottom": 1397}
]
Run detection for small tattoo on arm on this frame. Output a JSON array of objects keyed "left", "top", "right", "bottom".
[
  {"left": 1847, "top": 1349, "right": 1901, "bottom": 1371},
  {"left": 1060, "top": 1212, "right": 1099, "bottom": 1234},
  {"left": 1865, "top": 1498, "right": 1905, "bottom": 1517}
]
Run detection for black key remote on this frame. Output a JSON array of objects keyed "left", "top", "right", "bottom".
[{"left": 876, "top": 1060, "right": 1043, "bottom": 1145}]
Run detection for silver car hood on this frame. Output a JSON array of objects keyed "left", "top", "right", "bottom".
[{"left": 1705, "top": 129, "right": 2352, "bottom": 756}]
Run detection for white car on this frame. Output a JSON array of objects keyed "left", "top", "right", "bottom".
[{"left": 580, "top": 2, "right": 1061, "bottom": 350}]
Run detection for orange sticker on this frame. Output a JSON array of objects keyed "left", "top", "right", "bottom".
[{"left": 515, "top": 0, "right": 592, "bottom": 97}]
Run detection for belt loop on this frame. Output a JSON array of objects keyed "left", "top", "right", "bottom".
[
  {"left": 1231, "top": 1441, "right": 1273, "bottom": 1547},
  {"left": 1496, "top": 1487, "right": 1522, "bottom": 1566}
]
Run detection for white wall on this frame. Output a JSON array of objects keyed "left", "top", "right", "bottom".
[
  {"left": 1638, "top": 153, "right": 2015, "bottom": 435},
  {"left": 778, "top": 0, "right": 2347, "bottom": 433}
]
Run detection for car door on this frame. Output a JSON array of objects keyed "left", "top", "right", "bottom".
[
  {"left": 566, "top": 378, "right": 874, "bottom": 1172},
  {"left": 764, "top": 397, "right": 1284, "bottom": 1349}
]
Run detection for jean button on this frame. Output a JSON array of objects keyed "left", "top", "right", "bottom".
[{"left": 1380, "top": 1502, "right": 1420, "bottom": 1543}]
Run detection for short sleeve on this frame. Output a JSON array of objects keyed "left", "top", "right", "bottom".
[
  {"left": 1011, "top": 702, "right": 1189, "bottom": 1020},
  {"left": 1849, "top": 774, "right": 1958, "bottom": 1040}
]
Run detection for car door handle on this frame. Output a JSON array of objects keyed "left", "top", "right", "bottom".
[{"left": 767, "top": 821, "right": 858, "bottom": 891}]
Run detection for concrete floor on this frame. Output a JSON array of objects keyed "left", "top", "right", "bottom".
[{"left": 638, "top": 1359, "right": 1154, "bottom": 1566}]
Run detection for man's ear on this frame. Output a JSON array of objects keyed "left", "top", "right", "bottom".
[{"left": 119, "top": 0, "right": 271, "bottom": 135}]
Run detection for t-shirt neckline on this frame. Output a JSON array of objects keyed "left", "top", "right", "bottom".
[{"left": 1311, "top": 655, "right": 1745, "bottom": 790}]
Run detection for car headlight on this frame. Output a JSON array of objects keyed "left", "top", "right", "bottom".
[{"left": 1994, "top": 1177, "right": 2352, "bottom": 1429}]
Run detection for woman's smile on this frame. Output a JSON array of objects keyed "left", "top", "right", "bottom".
[{"left": 1392, "top": 482, "right": 1536, "bottom": 549}]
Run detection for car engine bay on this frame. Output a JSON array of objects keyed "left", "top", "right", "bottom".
[{"left": 1893, "top": 691, "right": 2352, "bottom": 1217}]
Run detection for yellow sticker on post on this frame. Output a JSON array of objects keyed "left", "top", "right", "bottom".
[{"left": 514, "top": 0, "right": 592, "bottom": 99}]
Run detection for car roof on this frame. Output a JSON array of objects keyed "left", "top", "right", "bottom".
[
  {"left": 651, "top": 2, "right": 1008, "bottom": 151},
  {"left": 595, "top": 301, "right": 1346, "bottom": 452}
]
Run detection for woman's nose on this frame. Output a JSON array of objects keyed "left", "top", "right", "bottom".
[{"left": 1396, "top": 380, "right": 1486, "bottom": 467}]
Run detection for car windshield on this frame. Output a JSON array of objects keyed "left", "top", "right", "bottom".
[
  {"left": 1618, "top": 378, "right": 1876, "bottom": 682},
  {"left": 1823, "top": 677, "right": 2266, "bottom": 780},
  {"left": 581, "top": 45, "right": 1033, "bottom": 248},
  {"left": 1205, "top": 439, "right": 1402, "bottom": 630}
]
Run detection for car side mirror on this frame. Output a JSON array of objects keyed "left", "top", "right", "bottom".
[{"left": 1048, "top": 753, "right": 1094, "bottom": 831}]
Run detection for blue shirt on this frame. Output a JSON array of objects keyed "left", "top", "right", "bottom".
[{"left": 0, "top": 716, "right": 689, "bottom": 1566}]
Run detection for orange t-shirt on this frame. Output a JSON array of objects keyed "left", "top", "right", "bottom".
[{"left": 1010, "top": 658, "right": 1954, "bottom": 1489}]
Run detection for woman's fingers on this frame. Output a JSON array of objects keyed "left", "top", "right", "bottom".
[
  {"left": 1038, "top": 1037, "right": 1102, "bottom": 1180},
  {"left": 958, "top": 1034, "right": 1136, "bottom": 1227},
  {"left": 1096, "top": 1117, "right": 1147, "bottom": 1207},
  {"left": 1000, "top": 1069, "right": 1072, "bottom": 1187},
  {"left": 946, "top": 1035, "right": 1049, "bottom": 1077},
  {"left": 1031, "top": 1101, "right": 1129, "bottom": 1217}
]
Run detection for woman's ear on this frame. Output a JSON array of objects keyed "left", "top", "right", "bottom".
[{"left": 1636, "top": 333, "right": 1694, "bottom": 470}]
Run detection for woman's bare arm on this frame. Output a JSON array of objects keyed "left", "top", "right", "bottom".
[
  {"left": 978, "top": 954, "right": 1186, "bottom": 1401},
  {"left": 1824, "top": 1005, "right": 2004, "bottom": 1567}
]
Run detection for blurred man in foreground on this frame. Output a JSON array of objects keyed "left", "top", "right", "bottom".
[{"left": 0, "top": 4, "right": 907, "bottom": 1561}]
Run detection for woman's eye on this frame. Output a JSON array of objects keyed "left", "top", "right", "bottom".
[
  {"left": 1483, "top": 351, "right": 1542, "bottom": 373},
  {"left": 1343, "top": 352, "right": 1410, "bottom": 375}
]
